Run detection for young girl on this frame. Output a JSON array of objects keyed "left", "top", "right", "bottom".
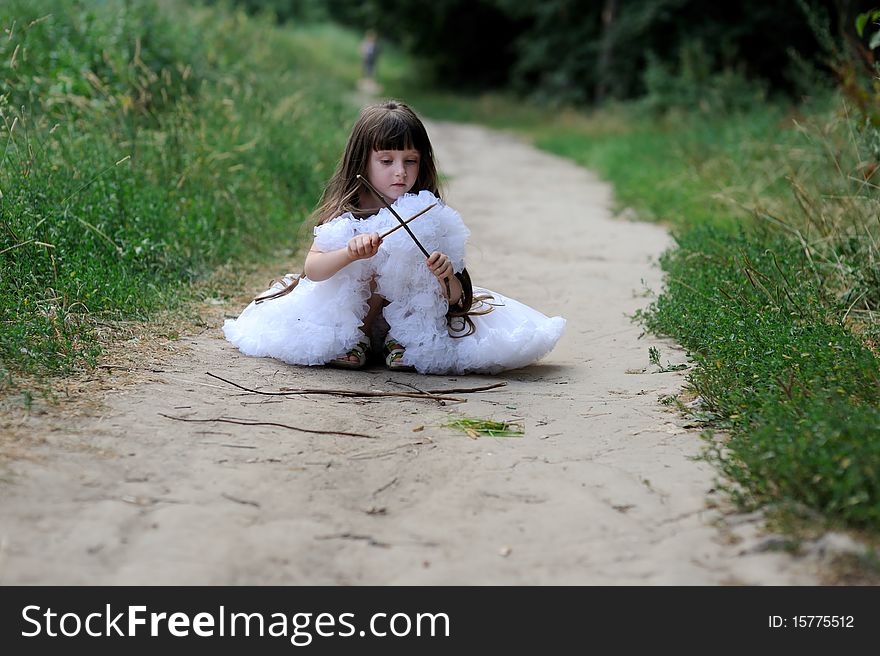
[{"left": 223, "top": 100, "right": 565, "bottom": 374}]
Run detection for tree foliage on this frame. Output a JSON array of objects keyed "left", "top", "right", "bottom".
[{"left": 223, "top": 0, "right": 878, "bottom": 106}]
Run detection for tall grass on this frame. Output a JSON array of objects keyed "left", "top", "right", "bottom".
[
  {"left": 650, "top": 104, "right": 880, "bottom": 530},
  {"left": 0, "top": 0, "right": 362, "bottom": 392},
  {"left": 758, "top": 109, "right": 880, "bottom": 328}
]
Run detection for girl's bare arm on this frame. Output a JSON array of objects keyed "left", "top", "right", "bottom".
[
  {"left": 427, "top": 251, "right": 463, "bottom": 305},
  {"left": 304, "top": 233, "right": 382, "bottom": 281},
  {"left": 305, "top": 239, "right": 462, "bottom": 306}
]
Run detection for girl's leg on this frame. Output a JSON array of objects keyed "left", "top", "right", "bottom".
[
  {"left": 335, "top": 277, "right": 385, "bottom": 365},
  {"left": 362, "top": 290, "right": 385, "bottom": 334}
]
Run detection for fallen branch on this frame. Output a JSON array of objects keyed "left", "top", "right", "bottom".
[
  {"left": 206, "top": 371, "right": 465, "bottom": 402},
  {"left": 159, "top": 413, "right": 376, "bottom": 439},
  {"left": 280, "top": 388, "right": 465, "bottom": 402},
  {"left": 382, "top": 379, "right": 507, "bottom": 396},
  {"left": 209, "top": 371, "right": 504, "bottom": 398},
  {"left": 424, "top": 382, "right": 507, "bottom": 394}
]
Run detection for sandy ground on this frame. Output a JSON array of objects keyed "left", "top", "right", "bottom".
[{"left": 0, "top": 118, "right": 836, "bottom": 585}]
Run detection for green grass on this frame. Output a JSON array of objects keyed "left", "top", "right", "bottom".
[
  {"left": 0, "top": 1, "right": 364, "bottom": 394},
  {"left": 641, "top": 225, "right": 880, "bottom": 528},
  {"left": 443, "top": 415, "right": 524, "bottom": 438},
  {"left": 384, "top": 69, "right": 880, "bottom": 532}
]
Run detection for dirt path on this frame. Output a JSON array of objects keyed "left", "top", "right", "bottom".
[{"left": 0, "top": 119, "right": 827, "bottom": 584}]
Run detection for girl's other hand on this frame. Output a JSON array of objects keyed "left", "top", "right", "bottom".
[
  {"left": 427, "top": 251, "right": 453, "bottom": 280},
  {"left": 347, "top": 233, "right": 382, "bottom": 261}
]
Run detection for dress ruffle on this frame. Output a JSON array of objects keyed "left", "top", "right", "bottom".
[{"left": 223, "top": 191, "right": 565, "bottom": 373}]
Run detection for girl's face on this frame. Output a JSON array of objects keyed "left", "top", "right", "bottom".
[{"left": 363, "top": 148, "right": 420, "bottom": 204}]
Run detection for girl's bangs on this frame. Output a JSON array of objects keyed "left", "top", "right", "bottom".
[{"left": 371, "top": 114, "right": 426, "bottom": 152}]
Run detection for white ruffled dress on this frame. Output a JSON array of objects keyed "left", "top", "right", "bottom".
[{"left": 223, "top": 191, "right": 565, "bottom": 374}]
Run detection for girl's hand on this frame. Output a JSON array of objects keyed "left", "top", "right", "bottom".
[
  {"left": 347, "top": 233, "right": 382, "bottom": 261},
  {"left": 427, "top": 251, "right": 453, "bottom": 281}
]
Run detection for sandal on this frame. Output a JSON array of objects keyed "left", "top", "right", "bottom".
[
  {"left": 328, "top": 332, "right": 370, "bottom": 369},
  {"left": 384, "top": 338, "right": 414, "bottom": 371}
]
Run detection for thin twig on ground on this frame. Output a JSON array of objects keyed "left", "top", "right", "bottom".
[
  {"left": 386, "top": 379, "right": 428, "bottom": 394},
  {"left": 372, "top": 476, "right": 398, "bottom": 496},
  {"left": 206, "top": 371, "right": 467, "bottom": 402},
  {"left": 314, "top": 532, "right": 390, "bottom": 548},
  {"left": 280, "top": 389, "right": 466, "bottom": 402},
  {"left": 159, "top": 413, "right": 375, "bottom": 439},
  {"left": 221, "top": 493, "right": 260, "bottom": 508},
  {"left": 423, "top": 382, "right": 507, "bottom": 394}
]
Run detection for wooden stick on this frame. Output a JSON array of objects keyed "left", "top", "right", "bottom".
[
  {"left": 159, "top": 413, "right": 376, "bottom": 439},
  {"left": 356, "top": 174, "right": 452, "bottom": 297},
  {"left": 206, "top": 372, "right": 465, "bottom": 402},
  {"left": 379, "top": 203, "right": 437, "bottom": 238},
  {"left": 390, "top": 380, "right": 507, "bottom": 395},
  {"left": 357, "top": 174, "right": 430, "bottom": 257},
  {"left": 252, "top": 203, "right": 438, "bottom": 305},
  {"left": 424, "top": 382, "right": 507, "bottom": 394},
  {"left": 279, "top": 389, "right": 465, "bottom": 402}
]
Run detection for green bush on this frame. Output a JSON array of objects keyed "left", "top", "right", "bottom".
[
  {"left": 641, "top": 41, "right": 768, "bottom": 115},
  {"left": 640, "top": 226, "right": 880, "bottom": 528}
]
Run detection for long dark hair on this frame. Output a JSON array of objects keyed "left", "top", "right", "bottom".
[{"left": 312, "top": 100, "right": 441, "bottom": 224}]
